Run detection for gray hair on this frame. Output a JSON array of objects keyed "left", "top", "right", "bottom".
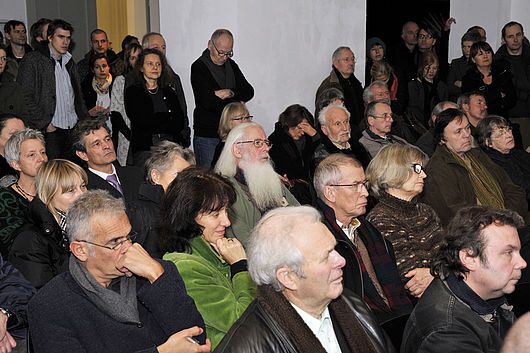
[
  {"left": 211, "top": 29, "right": 233, "bottom": 43},
  {"left": 317, "top": 104, "right": 351, "bottom": 128},
  {"left": 67, "top": 190, "right": 126, "bottom": 243},
  {"left": 141, "top": 32, "right": 163, "bottom": 48},
  {"left": 362, "top": 81, "right": 388, "bottom": 105},
  {"left": 144, "top": 141, "right": 195, "bottom": 183},
  {"left": 4, "top": 128, "right": 45, "bottom": 165},
  {"left": 248, "top": 206, "right": 321, "bottom": 291},
  {"left": 432, "top": 101, "right": 458, "bottom": 119},
  {"left": 214, "top": 122, "right": 261, "bottom": 177},
  {"left": 364, "top": 99, "right": 390, "bottom": 125},
  {"left": 457, "top": 91, "right": 485, "bottom": 109},
  {"left": 332, "top": 46, "right": 351, "bottom": 63},
  {"left": 313, "top": 153, "right": 361, "bottom": 200}
]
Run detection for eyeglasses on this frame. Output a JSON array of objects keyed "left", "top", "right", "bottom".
[
  {"left": 236, "top": 139, "right": 271, "bottom": 148},
  {"left": 412, "top": 163, "right": 425, "bottom": 174},
  {"left": 372, "top": 113, "right": 393, "bottom": 121},
  {"left": 76, "top": 231, "right": 137, "bottom": 251},
  {"left": 491, "top": 126, "right": 513, "bottom": 139},
  {"left": 231, "top": 115, "right": 253, "bottom": 122},
  {"left": 418, "top": 34, "right": 433, "bottom": 40},
  {"left": 329, "top": 180, "right": 368, "bottom": 192},
  {"left": 212, "top": 40, "right": 234, "bottom": 58}
]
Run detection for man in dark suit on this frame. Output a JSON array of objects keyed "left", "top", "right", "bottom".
[{"left": 72, "top": 118, "right": 142, "bottom": 202}]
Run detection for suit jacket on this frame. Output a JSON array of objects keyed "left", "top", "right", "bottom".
[{"left": 86, "top": 163, "right": 143, "bottom": 202}]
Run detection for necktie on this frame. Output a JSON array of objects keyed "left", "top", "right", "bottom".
[{"left": 106, "top": 174, "right": 123, "bottom": 195}]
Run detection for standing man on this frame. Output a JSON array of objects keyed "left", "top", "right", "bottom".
[
  {"left": 77, "top": 29, "right": 119, "bottom": 83},
  {"left": 402, "top": 206, "right": 526, "bottom": 353},
  {"left": 29, "top": 18, "right": 52, "bottom": 48},
  {"left": 17, "top": 19, "right": 88, "bottom": 160},
  {"left": 387, "top": 21, "right": 420, "bottom": 81},
  {"left": 316, "top": 46, "right": 364, "bottom": 128},
  {"left": 3, "top": 20, "right": 32, "bottom": 78},
  {"left": 191, "top": 29, "right": 254, "bottom": 167},
  {"left": 495, "top": 21, "right": 530, "bottom": 149}
]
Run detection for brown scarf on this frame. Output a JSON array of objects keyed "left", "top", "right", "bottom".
[{"left": 257, "top": 285, "right": 377, "bottom": 353}]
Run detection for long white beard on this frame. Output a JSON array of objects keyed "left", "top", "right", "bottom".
[{"left": 240, "top": 156, "right": 283, "bottom": 211}]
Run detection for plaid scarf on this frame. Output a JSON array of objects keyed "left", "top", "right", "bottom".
[{"left": 318, "top": 199, "right": 412, "bottom": 317}]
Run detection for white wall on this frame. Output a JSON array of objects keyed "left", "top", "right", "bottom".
[
  {"left": 0, "top": 0, "right": 27, "bottom": 27},
  {"left": 159, "top": 0, "right": 366, "bottom": 135}
]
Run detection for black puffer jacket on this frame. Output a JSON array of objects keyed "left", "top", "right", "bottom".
[{"left": 8, "top": 197, "right": 69, "bottom": 289}]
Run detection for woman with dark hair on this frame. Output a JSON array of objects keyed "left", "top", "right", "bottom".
[
  {"left": 268, "top": 104, "right": 319, "bottom": 204},
  {"left": 125, "top": 48, "right": 187, "bottom": 166},
  {"left": 462, "top": 41, "right": 516, "bottom": 118},
  {"left": 159, "top": 166, "right": 256, "bottom": 349},
  {"left": 0, "top": 114, "right": 24, "bottom": 179},
  {"left": 81, "top": 53, "right": 114, "bottom": 118},
  {"left": 110, "top": 42, "right": 142, "bottom": 165}
]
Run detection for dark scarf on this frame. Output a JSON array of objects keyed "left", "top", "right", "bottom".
[
  {"left": 69, "top": 256, "right": 140, "bottom": 324},
  {"left": 333, "top": 66, "right": 363, "bottom": 125},
  {"left": 257, "top": 285, "right": 377, "bottom": 353},
  {"left": 200, "top": 49, "right": 236, "bottom": 89},
  {"left": 421, "top": 78, "right": 441, "bottom": 126},
  {"left": 318, "top": 199, "right": 412, "bottom": 316}
]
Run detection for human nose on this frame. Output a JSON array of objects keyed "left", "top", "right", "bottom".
[
  {"left": 516, "top": 253, "right": 527, "bottom": 270},
  {"left": 420, "top": 170, "right": 427, "bottom": 178},
  {"left": 333, "top": 250, "right": 346, "bottom": 269},
  {"left": 359, "top": 183, "right": 369, "bottom": 197},
  {"left": 220, "top": 210, "right": 231, "bottom": 227}
]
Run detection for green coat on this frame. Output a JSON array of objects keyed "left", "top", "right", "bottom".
[
  {"left": 163, "top": 237, "right": 256, "bottom": 349},
  {"left": 225, "top": 176, "right": 300, "bottom": 247}
]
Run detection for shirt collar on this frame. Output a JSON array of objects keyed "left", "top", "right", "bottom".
[{"left": 89, "top": 164, "right": 118, "bottom": 181}]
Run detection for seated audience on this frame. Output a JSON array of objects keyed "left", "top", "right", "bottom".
[
  {"left": 0, "top": 114, "right": 24, "bottom": 179},
  {"left": 128, "top": 141, "right": 194, "bottom": 257},
  {"left": 268, "top": 104, "right": 319, "bottom": 204},
  {"left": 0, "top": 129, "right": 47, "bottom": 258},
  {"left": 72, "top": 117, "right": 143, "bottom": 203},
  {"left": 313, "top": 153, "right": 412, "bottom": 323},
  {"left": 415, "top": 101, "right": 458, "bottom": 157},
  {"left": 447, "top": 31, "right": 482, "bottom": 101},
  {"left": 28, "top": 190, "right": 210, "bottom": 352},
  {"left": 211, "top": 102, "right": 252, "bottom": 168},
  {"left": 366, "top": 144, "right": 444, "bottom": 297},
  {"left": 312, "top": 104, "right": 370, "bottom": 170},
  {"left": 370, "top": 59, "right": 408, "bottom": 116},
  {"left": 401, "top": 206, "right": 526, "bottom": 352},
  {"left": 215, "top": 122, "right": 299, "bottom": 247},
  {"left": 408, "top": 51, "right": 448, "bottom": 130},
  {"left": 214, "top": 206, "right": 394, "bottom": 353},
  {"left": 125, "top": 48, "right": 189, "bottom": 166},
  {"left": 110, "top": 42, "right": 142, "bottom": 165},
  {"left": 421, "top": 108, "right": 528, "bottom": 226},
  {"left": 365, "top": 37, "right": 387, "bottom": 84},
  {"left": 0, "top": 253, "right": 35, "bottom": 351},
  {"left": 314, "top": 86, "right": 344, "bottom": 128},
  {"left": 457, "top": 91, "right": 488, "bottom": 145},
  {"left": 476, "top": 115, "right": 530, "bottom": 205},
  {"left": 0, "top": 45, "right": 26, "bottom": 119},
  {"left": 9, "top": 159, "right": 87, "bottom": 289},
  {"left": 159, "top": 167, "right": 256, "bottom": 349},
  {"left": 359, "top": 100, "right": 409, "bottom": 159},
  {"left": 462, "top": 41, "right": 516, "bottom": 119}
]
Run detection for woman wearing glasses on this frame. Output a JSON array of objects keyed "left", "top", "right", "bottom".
[
  {"left": 366, "top": 144, "right": 444, "bottom": 298},
  {"left": 9, "top": 159, "right": 87, "bottom": 289},
  {"left": 211, "top": 102, "right": 252, "bottom": 168},
  {"left": 158, "top": 167, "right": 256, "bottom": 349}
]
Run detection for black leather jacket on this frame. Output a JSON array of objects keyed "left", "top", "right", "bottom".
[{"left": 213, "top": 289, "right": 395, "bottom": 353}]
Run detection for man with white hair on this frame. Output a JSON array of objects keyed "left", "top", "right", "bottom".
[
  {"left": 312, "top": 104, "right": 370, "bottom": 171},
  {"left": 215, "top": 122, "right": 299, "bottom": 247},
  {"left": 214, "top": 206, "right": 394, "bottom": 353}
]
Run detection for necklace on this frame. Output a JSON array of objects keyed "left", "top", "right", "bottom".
[
  {"left": 148, "top": 86, "right": 159, "bottom": 95},
  {"left": 15, "top": 182, "right": 35, "bottom": 200}
]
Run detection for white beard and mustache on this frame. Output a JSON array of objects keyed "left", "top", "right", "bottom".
[
  {"left": 327, "top": 128, "right": 351, "bottom": 144},
  {"left": 239, "top": 154, "right": 284, "bottom": 212}
]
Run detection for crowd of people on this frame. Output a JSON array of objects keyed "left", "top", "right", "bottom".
[{"left": 0, "top": 14, "right": 529, "bottom": 353}]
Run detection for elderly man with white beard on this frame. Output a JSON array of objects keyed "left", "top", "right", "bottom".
[{"left": 215, "top": 122, "right": 299, "bottom": 247}]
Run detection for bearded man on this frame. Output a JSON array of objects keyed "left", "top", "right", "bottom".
[{"left": 215, "top": 122, "right": 299, "bottom": 247}]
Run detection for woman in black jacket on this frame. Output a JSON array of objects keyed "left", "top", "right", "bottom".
[
  {"left": 125, "top": 49, "right": 187, "bottom": 166},
  {"left": 9, "top": 159, "right": 87, "bottom": 289}
]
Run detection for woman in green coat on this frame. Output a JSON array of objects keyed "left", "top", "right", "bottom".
[{"left": 158, "top": 166, "right": 256, "bottom": 349}]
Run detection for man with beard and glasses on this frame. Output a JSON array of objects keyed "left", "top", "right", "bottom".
[
  {"left": 312, "top": 104, "right": 370, "bottom": 171},
  {"left": 214, "top": 122, "right": 299, "bottom": 247}
]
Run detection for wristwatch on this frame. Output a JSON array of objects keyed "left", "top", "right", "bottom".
[{"left": 0, "top": 308, "right": 11, "bottom": 319}]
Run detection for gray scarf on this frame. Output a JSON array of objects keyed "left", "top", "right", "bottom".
[
  {"left": 200, "top": 49, "right": 236, "bottom": 89},
  {"left": 69, "top": 255, "right": 140, "bottom": 323}
]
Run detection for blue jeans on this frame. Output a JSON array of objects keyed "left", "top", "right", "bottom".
[{"left": 193, "top": 136, "right": 220, "bottom": 168}]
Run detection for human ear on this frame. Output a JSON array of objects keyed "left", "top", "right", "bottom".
[{"left": 276, "top": 266, "right": 298, "bottom": 291}]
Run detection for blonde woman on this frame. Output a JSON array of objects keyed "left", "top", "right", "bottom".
[{"left": 9, "top": 159, "right": 87, "bottom": 288}]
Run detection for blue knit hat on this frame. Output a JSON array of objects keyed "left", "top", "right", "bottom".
[{"left": 366, "top": 37, "right": 386, "bottom": 58}]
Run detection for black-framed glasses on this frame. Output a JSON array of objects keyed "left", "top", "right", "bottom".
[
  {"left": 412, "top": 163, "right": 425, "bottom": 174},
  {"left": 212, "top": 40, "right": 234, "bottom": 58},
  {"left": 77, "top": 231, "right": 137, "bottom": 251},
  {"left": 236, "top": 139, "right": 271, "bottom": 148},
  {"left": 231, "top": 115, "right": 253, "bottom": 122},
  {"left": 329, "top": 180, "right": 368, "bottom": 192}
]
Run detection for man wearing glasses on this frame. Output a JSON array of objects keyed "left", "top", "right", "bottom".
[
  {"left": 191, "top": 28, "right": 254, "bottom": 168},
  {"left": 313, "top": 153, "right": 412, "bottom": 326},
  {"left": 28, "top": 190, "right": 211, "bottom": 352},
  {"left": 359, "top": 100, "right": 409, "bottom": 159},
  {"left": 215, "top": 122, "right": 299, "bottom": 247}
]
